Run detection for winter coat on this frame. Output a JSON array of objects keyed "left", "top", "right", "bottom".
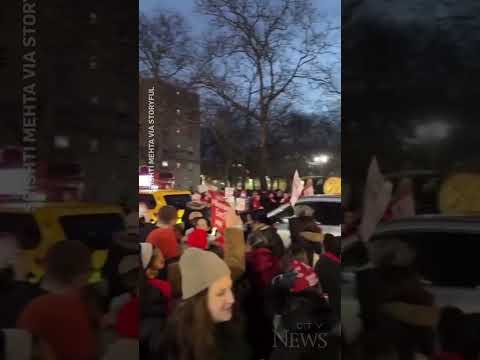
[
  {"left": 315, "top": 252, "right": 341, "bottom": 321},
  {"left": 0, "top": 275, "right": 46, "bottom": 329},
  {"left": 246, "top": 248, "right": 282, "bottom": 290}
]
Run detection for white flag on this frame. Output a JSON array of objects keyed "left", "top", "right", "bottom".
[
  {"left": 358, "top": 157, "right": 393, "bottom": 242},
  {"left": 290, "top": 170, "right": 305, "bottom": 207}
]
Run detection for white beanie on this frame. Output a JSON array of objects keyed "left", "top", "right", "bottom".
[
  {"left": 140, "top": 242, "right": 153, "bottom": 269},
  {"left": 179, "top": 247, "right": 230, "bottom": 300}
]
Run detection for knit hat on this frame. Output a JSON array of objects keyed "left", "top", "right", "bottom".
[
  {"left": 139, "top": 242, "right": 153, "bottom": 269},
  {"left": 179, "top": 247, "right": 231, "bottom": 300}
]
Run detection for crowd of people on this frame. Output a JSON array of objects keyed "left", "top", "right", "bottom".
[
  {"left": 0, "top": 191, "right": 341, "bottom": 360},
  {"left": 341, "top": 210, "right": 480, "bottom": 360}
]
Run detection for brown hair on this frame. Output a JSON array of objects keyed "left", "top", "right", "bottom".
[
  {"left": 45, "top": 240, "right": 91, "bottom": 285},
  {"left": 169, "top": 290, "right": 217, "bottom": 360},
  {"left": 158, "top": 205, "right": 178, "bottom": 224}
]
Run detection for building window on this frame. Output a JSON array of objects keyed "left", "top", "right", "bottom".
[
  {"left": 162, "top": 161, "right": 169, "bottom": 167},
  {"left": 177, "top": 144, "right": 181, "bottom": 149},
  {"left": 188, "top": 146, "right": 193, "bottom": 153},
  {"left": 176, "top": 91, "right": 181, "bottom": 95},
  {"left": 54, "top": 136, "right": 70, "bottom": 149},
  {"left": 90, "top": 96, "right": 99, "bottom": 104},
  {"left": 89, "top": 56, "right": 97, "bottom": 70},
  {"left": 176, "top": 109, "right": 181, "bottom": 115},
  {"left": 89, "top": 139, "right": 99, "bottom": 153},
  {"left": 176, "top": 129, "right": 181, "bottom": 134},
  {"left": 188, "top": 163, "right": 193, "bottom": 170},
  {"left": 177, "top": 162, "right": 181, "bottom": 169},
  {"left": 89, "top": 12, "right": 97, "bottom": 24}
]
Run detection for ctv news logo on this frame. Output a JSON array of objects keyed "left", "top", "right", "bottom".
[{"left": 273, "top": 321, "right": 329, "bottom": 350}]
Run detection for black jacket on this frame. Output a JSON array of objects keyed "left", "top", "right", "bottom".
[
  {"left": 315, "top": 254, "right": 341, "bottom": 321},
  {"left": 0, "top": 272, "right": 46, "bottom": 328}
]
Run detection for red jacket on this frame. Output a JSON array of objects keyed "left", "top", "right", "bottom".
[
  {"left": 246, "top": 248, "right": 281, "bottom": 289},
  {"left": 116, "top": 296, "right": 139, "bottom": 339}
]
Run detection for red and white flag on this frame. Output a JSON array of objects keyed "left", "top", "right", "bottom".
[
  {"left": 359, "top": 157, "right": 393, "bottom": 242},
  {"left": 290, "top": 170, "right": 305, "bottom": 207}
]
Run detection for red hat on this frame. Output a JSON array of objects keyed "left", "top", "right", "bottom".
[{"left": 187, "top": 229, "right": 209, "bottom": 250}]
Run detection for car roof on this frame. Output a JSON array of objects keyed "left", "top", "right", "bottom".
[
  {"left": 375, "top": 214, "right": 480, "bottom": 235},
  {"left": 267, "top": 194, "right": 340, "bottom": 217}
]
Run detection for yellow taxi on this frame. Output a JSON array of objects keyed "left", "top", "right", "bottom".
[
  {"left": 139, "top": 189, "right": 192, "bottom": 224},
  {"left": 0, "top": 201, "right": 126, "bottom": 283}
]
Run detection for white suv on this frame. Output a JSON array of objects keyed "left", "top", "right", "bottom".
[
  {"left": 342, "top": 215, "right": 480, "bottom": 342},
  {"left": 267, "top": 195, "right": 342, "bottom": 248}
]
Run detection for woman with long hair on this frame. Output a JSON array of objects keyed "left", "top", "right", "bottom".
[{"left": 162, "top": 247, "right": 251, "bottom": 360}]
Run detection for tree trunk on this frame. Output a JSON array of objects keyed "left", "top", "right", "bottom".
[{"left": 259, "top": 118, "right": 269, "bottom": 190}]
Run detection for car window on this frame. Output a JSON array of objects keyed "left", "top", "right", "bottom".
[
  {"left": 59, "top": 213, "right": 126, "bottom": 250},
  {"left": 139, "top": 194, "right": 157, "bottom": 209},
  {"left": 373, "top": 232, "right": 480, "bottom": 287},
  {"left": 164, "top": 194, "right": 191, "bottom": 210},
  {"left": 0, "top": 213, "right": 41, "bottom": 249},
  {"left": 310, "top": 201, "right": 342, "bottom": 226}
]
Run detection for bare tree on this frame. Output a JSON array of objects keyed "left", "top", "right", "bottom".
[
  {"left": 192, "top": 0, "right": 337, "bottom": 188},
  {"left": 139, "top": 11, "right": 193, "bottom": 80}
]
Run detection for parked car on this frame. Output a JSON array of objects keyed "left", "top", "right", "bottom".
[
  {"left": 267, "top": 195, "right": 342, "bottom": 248},
  {"left": 138, "top": 189, "right": 192, "bottom": 224},
  {"left": 0, "top": 201, "right": 126, "bottom": 283},
  {"left": 342, "top": 215, "right": 480, "bottom": 342}
]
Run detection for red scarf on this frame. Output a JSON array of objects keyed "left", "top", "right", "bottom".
[{"left": 322, "top": 252, "right": 341, "bottom": 264}]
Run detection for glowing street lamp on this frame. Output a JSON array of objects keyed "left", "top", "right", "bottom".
[{"left": 313, "top": 154, "right": 330, "bottom": 164}]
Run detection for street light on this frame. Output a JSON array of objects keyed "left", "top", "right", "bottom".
[{"left": 313, "top": 154, "right": 330, "bottom": 164}]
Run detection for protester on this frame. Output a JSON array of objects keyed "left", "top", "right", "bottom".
[
  {"left": 182, "top": 193, "right": 209, "bottom": 231},
  {"left": 287, "top": 244, "right": 320, "bottom": 294},
  {"left": 147, "top": 205, "right": 180, "bottom": 262},
  {"left": 139, "top": 243, "right": 172, "bottom": 359},
  {"left": 247, "top": 209, "right": 285, "bottom": 259},
  {"left": 161, "top": 248, "right": 251, "bottom": 360},
  {"left": 251, "top": 191, "right": 263, "bottom": 210},
  {"left": 289, "top": 205, "right": 323, "bottom": 265},
  {"left": 139, "top": 202, "right": 157, "bottom": 242},
  {"left": 17, "top": 240, "right": 101, "bottom": 360},
  {"left": 186, "top": 217, "right": 211, "bottom": 250},
  {"left": 315, "top": 234, "right": 341, "bottom": 320},
  {"left": 0, "top": 233, "right": 45, "bottom": 329}
]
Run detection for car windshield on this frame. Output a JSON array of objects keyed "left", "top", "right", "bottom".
[
  {"left": 139, "top": 194, "right": 156, "bottom": 209},
  {"left": 59, "top": 213, "right": 126, "bottom": 250},
  {"left": 164, "top": 194, "right": 191, "bottom": 210}
]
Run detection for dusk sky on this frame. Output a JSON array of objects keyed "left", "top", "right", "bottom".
[{"left": 140, "top": 0, "right": 341, "bottom": 112}]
